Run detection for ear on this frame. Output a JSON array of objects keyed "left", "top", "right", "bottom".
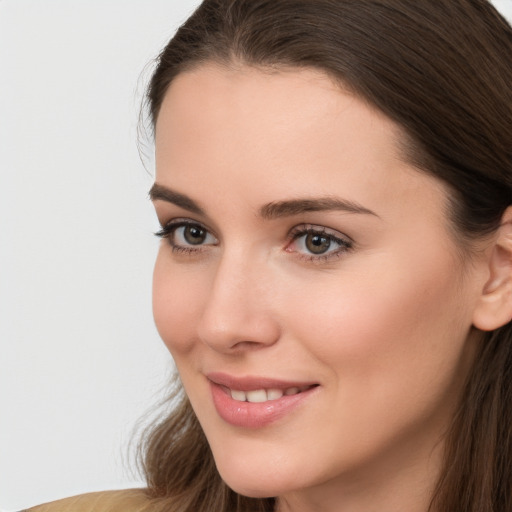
[{"left": 472, "top": 207, "right": 512, "bottom": 331}]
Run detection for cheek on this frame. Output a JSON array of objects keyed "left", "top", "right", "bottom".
[
  {"left": 274, "top": 252, "right": 476, "bottom": 467},
  {"left": 286, "top": 249, "right": 472, "bottom": 391},
  {"left": 152, "top": 251, "right": 206, "bottom": 356}
]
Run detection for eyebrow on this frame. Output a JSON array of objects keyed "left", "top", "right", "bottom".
[
  {"left": 149, "top": 183, "right": 378, "bottom": 219},
  {"left": 260, "top": 197, "right": 378, "bottom": 219},
  {"left": 149, "top": 183, "right": 205, "bottom": 215}
]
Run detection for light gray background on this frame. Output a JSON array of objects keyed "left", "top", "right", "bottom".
[
  {"left": 1, "top": 1, "right": 511, "bottom": 510},
  {"left": 0, "top": 1, "right": 201, "bottom": 509}
]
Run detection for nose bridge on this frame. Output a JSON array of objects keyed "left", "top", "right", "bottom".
[{"left": 197, "top": 246, "right": 279, "bottom": 352}]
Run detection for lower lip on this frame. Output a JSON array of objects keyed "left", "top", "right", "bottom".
[{"left": 209, "top": 382, "right": 318, "bottom": 428}]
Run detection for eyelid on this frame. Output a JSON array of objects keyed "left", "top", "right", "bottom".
[
  {"left": 286, "top": 223, "right": 354, "bottom": 262},
  {"left": 288, "top": 223, "right": 353, "bottom": 242},
  {"left": 154, "top": 218, "right": 219, "bottom": 253},
  {"left": 155, "top": 218, "right": 217, "bottom": 238}
]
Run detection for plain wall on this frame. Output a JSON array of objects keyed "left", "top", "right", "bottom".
[
  {"left": 0, "top": 1, "right": 201, "bottom": 510},
  {"left": 1, "top": 0, "right": 511, "bottom": 510}
]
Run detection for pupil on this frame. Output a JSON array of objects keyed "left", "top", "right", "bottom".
[
  {"left": 184, "top": 225, "right": 206, "bottom": 245},
  {"left": 306, "top": 234, "right": 331, "bottom": 254}
]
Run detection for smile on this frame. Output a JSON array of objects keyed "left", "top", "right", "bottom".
[
  {"left": 229, "top": 385, "right": 315, "bottom": 403},
  {"left": 207, "top": 373, "right": 319, "bottom": 428}
]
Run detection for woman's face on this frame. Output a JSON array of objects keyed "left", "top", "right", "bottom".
[{"left": 151, "top": 65, "right": 485, "bottom": 506}]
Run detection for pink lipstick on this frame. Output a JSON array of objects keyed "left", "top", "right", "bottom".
[{"left": 207, "top": 372, "right": 319, "bottom": 428}]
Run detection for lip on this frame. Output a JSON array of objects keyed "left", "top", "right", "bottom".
[{"left": 207, "top": 372, "right": 319, "bottom": 428}]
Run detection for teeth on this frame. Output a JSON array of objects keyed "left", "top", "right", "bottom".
[
  {"left": 229, "top": 386, "right": 304, "bottom": 402},
  {"left": 246, "top": 390, "right": 268, "bottom": 403},
  {"left": 267, "top": 388, "right": 284, "bottom": 400},
  {"left": 230, "top": 389, "right": 247, "bottom": 401}
]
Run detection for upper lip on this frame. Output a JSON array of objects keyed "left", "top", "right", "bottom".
[{"left": 207, "top": 372, "right": 319, "bottom": 391}]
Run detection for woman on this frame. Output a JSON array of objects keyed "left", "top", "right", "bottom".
[{"left": 28, "top": 0, "right": 512, "bottom": 511}]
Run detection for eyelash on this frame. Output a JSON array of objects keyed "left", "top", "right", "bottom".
[
  {"left": 154, "top": 219, "right": 217, "bottom": 255},
  {"left": 154, "top": 220, "right": 353, "bottom": 262},
  {"left": 287, "top": 224, "right": 354, "bottom": 262}
]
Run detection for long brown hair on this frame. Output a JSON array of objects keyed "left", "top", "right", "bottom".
[{"left": 139, "top": 1, "right": 512, "bottom": 510}]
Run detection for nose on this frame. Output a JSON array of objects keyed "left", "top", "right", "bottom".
[{"left": 196, "top": 250, "right": 281, "bottom": 354}]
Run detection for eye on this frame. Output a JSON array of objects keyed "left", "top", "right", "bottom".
[
  {"left": 155, "top": 220, "right": 218, "bottom": 252},
  {"left": 287, "top": 225, "right": 353, "bottom": 261},
  {"left": 175, "top": 224, "right": 211, "bottom": 245},
  {"left": 302, "top": 232, "right": 333, "bottom": 254}
]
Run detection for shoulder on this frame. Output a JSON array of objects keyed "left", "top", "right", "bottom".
[{"left": 24, "top": 489, "right": 152, "bottom": 512}]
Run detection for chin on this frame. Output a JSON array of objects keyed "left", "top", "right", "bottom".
[
  {"left": 212, "top": 449, "right": 304, "bottom": 499},
  {"left": 219, "top": 473, "right": 284, "bottom": 499}
]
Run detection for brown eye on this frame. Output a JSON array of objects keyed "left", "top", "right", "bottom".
[
  {"left": 287, "top": 225, "right": 353, "bottom": 261},
  {"left": 183, "top": 225, "right": 207, "bottom": 245},
  {"left": 154, "top": 221, "right": 218, "bottom": 250},
  {"left": 305, "top": 233, "right": 331, "bottom": 254}
]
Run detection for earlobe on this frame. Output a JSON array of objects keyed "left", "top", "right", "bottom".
[{"left": 472, "top": 207, "right": 512, "bottom": 332}]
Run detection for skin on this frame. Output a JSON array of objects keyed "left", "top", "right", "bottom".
[{"left": 151, "top": 64, "right": 489, "bottom": 512}]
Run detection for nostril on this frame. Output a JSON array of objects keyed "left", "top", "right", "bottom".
[{"left": 230, "top": 340, "right": 268, "bottom": 351}]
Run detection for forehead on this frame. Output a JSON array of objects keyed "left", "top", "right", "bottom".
[
  {"left": 154, "top": 63, "right": 448, "bottom": 226},
  {"left": 156, "top": 63, "right": 396, "bottom": 137},
  {"left": 156, "top": 64, "right": 404, "bottom": 174}
]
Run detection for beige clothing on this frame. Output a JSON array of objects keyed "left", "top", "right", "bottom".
[{"left": 25, "top": 489, "right": 151, "bottom": 512}]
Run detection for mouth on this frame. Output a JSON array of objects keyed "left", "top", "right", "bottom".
[
  {"left": 207, "top": 373, "right": 319, "bottom": 428},
  {"left": 226, "top": 385, "right": 316, "bottom": 403}
]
